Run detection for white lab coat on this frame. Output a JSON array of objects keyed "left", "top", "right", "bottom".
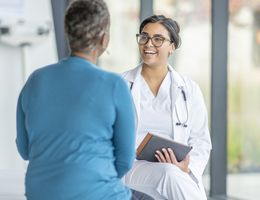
[{"left": 122, "top": 64, "right": 212, "bottom": 200}]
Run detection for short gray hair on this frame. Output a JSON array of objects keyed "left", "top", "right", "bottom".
[{"left": 65, "top": 0, "right": 110, "bottom": 53}]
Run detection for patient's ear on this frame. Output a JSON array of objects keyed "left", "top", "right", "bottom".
[{"left": 99, "top": 32, "right": 109, "bottom": 55}]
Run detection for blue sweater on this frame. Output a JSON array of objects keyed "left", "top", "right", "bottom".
[{"left": 16, "top": 56, "right": 135, "bottom": 200}]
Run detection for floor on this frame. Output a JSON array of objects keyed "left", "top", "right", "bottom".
[{"left": 0, "top": 170, "right": 259, "bottom": 200}]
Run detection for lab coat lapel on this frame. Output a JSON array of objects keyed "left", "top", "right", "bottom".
[
  {"left": 170, "top": 75, "right": 181, "bottom": 140},
  {"left": 131, "top": 75, "right": 141, "bottom": 128},
  {"left": 126, "top": 65, "right": 142, "bottom": 129},
  {"left": 169, "top": 65, "right": 186, "bottom": 142}
]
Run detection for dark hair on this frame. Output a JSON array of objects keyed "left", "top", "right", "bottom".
[
  {"left": 139, "top": 15, "right": 181, "bottom": 49},
  {"left": 65, "top": 0, "right": 110, "bottom": 53}
]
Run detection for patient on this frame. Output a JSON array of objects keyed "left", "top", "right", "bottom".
[{"left": 16, "top": 0, "right": 152, "bottom": 199}]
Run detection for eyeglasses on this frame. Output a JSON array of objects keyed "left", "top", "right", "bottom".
[{"left": 136, "top": 34, "right": 172, "bottom": 47}]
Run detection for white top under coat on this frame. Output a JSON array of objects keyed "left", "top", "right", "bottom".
[{"left": 137, "top": 72, "right": 173, "bottom": 147}]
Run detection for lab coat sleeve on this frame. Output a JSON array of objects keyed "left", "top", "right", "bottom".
[
  {"left": 16, "top": 90, "right": 29, "bottom": 160},
  {"left": 188, "top": 82, "right": 212, "bottom": 181},
  {"left": 112, "top": 77, "right": 136, "bottom": 178}
]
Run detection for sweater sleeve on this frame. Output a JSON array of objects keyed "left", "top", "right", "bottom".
[
  {"left": 112, "top": 77, "right": 136, "bottom": 178},
  {"left": 16, "top": 91, "right": 29, "bottom": 160}
]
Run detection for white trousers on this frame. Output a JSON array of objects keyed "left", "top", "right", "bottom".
[{"left": 125, "top": 161, "right": 207, "bottom": 200}]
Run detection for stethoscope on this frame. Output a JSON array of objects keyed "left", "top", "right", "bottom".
[
  {"left": 174, "top": 86, "right": 188, "bottom": 128},
  {"left": 129, "top": 76, "right": 189, "bottom": 129}
]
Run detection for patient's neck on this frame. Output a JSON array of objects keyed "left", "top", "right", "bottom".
[{"left": 72, "top": 51, "right": 98, "bottom": 64}]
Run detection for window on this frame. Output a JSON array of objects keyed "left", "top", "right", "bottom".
[
  {"left": 100, "top": 0, "right": 140, "bottom": 73},
  {"left": 228, "top": 1, "right": 260, "bottom": 199}
]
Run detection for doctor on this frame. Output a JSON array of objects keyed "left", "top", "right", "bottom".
[{"left": 122, "top": 15, "right": 212, "bottom": 200}]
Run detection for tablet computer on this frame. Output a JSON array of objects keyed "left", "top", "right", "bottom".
[{"left": 136, "top": 133, "right": 192, "bottom": 162}]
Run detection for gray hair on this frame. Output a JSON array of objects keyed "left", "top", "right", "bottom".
[{"left": 65, "top": 0, "right": 110, "bottom": 53}]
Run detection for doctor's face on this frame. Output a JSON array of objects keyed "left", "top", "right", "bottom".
[{"left": 137, "top": 22, "right": 174, "bottom": 68}]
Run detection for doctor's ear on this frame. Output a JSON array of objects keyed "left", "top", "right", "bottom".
[
  {"left": 168, "top": 43, "right": 175, "bottom": 55},
  {"left": 171, "top": 43, "right": 175, "bottom": 51}
]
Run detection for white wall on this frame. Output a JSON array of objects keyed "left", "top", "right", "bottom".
[{"left": 0, "top": 0, "right": 57, "bottom": 196}]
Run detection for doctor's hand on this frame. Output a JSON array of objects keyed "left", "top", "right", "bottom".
[{"left": 155, "top": 148, "right": 191, "bottom": 173}]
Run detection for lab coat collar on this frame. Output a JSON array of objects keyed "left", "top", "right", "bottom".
[
  {"left": 167, "top": 64, "right": 186, "bottom": 88},
  {"left": 123, "top": 63, "right": 142, "bottom": 83},
  {"left": 123, "top": 63, "right": 186, "bottom": 88}
]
